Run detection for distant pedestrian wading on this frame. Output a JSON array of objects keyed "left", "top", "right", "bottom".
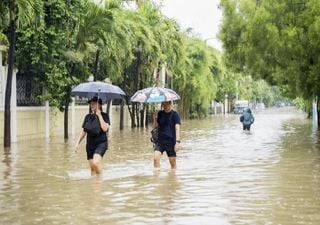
[{"left": 240, "top": 108, "right": 255, "bottom": 132}]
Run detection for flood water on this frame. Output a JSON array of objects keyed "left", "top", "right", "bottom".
[{"left": 1, "top": 107, "right": 320, "bottom": 225}]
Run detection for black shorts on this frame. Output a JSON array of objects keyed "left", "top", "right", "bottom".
[
  {"left": 86, "top": 142, "right": 108, "bottom": 160},
  {"left": 154, "top": 142, "right": 176, "bottom": 157},
  {"left": 243, "top": 124, "right": 251, "bottom": 131}
]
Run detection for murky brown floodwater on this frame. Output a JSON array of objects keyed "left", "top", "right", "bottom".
[{"left": 1, "top": 107, "right": 320, "bottom": 225}]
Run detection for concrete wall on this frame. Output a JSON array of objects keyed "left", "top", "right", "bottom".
[
  {"left": 0, "top": 46, "right": 133, "bottom": 144},
  {"left": 0, "top": 105, "right": 132, "bottom": 145}
]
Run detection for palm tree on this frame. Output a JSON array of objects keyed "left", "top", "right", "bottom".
[
  {"left": 132, "top": 1, "right": 184, "bottom": 126},
  {"left": 62, "top": 0, "right": 113, "bottom": 139},
  {"left": 4, "top": 0, "right": 42, "bottom": 148},
  {"left": 99, "top": 1, "right": 135, "bottom": 129}
]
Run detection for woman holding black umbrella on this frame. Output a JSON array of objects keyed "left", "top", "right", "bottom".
[{"left": 75, "top": 96, "right": 110, "bottom": 176}]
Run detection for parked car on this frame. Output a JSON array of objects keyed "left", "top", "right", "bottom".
[
  {"left": 233, "top": 106, "right": 247, "bottom": 114},
  {"left": 256, "top": 102, "right": 265, "bottom": 110},
  {"left": 275, "top": 101, "right": 285, "bottom": 107},
  {"left": 233, "top": 100, "right": 249, "bottom": 114}
]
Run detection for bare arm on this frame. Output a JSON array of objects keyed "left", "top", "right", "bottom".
[
  {"left": 95, "top": 108, "right": 109, "bottom": 132},
  {"left": 75, "top": 129, "right": 86, "bottom": 152},
  {"left": 174, "top": 123, "right": 181, "bottom": 152},
  {"left": 153, "top": 111, "right": 159, "bottom": 128},
  {"left": 97, "top": 113, "right": 109, "bottom": 132}
]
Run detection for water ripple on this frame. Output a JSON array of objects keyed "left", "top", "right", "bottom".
[{"left": 0, "top": 108, "right": 319, "bottom": 224}]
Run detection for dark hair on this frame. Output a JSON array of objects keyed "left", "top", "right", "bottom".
[{"left": 88, "top": 96, "right": 103, "bottom": 105}]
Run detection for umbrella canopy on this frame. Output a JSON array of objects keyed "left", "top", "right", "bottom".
[
  {"left": 130, "top": 87, "right": 180, "bottom": 103},
  {"left": 71, "top": 81, "right": 125, "bottom": 100}
]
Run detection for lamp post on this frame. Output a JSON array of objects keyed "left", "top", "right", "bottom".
[{"left": 204, "top": 37, "right": 222, "bottom": 51}]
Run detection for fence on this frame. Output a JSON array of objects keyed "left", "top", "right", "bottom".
[{"left": 0, "top": 46, "right": 133, "bottom": 144}]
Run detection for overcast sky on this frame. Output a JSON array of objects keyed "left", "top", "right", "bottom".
[
  {"left": 96, "top": 0, "right": 223, "bottom": 50},
  {"left": 157, "top": 0, "right": 223, "bottom": 51}
]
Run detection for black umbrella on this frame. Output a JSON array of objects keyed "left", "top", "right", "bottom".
[{"left": 71, "top": 81, "right": 125, "bottom": 100}]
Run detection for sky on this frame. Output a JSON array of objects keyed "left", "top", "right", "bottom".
[
  {"left": 95, "top": 0, "right": 223, "bottom": 50},
  {"left": 157, "top": 0, "right": 223, "bottom": 51}
]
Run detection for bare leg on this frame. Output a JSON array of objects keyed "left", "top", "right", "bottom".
[
  {"left": 88, "top": 154, "right": 103, "bottom": 176},
  {"left": 153, "top": 151, "right": 162, "bottom": 170},
  {"left": 92, "top": 154, "right": 103, "bottom": 175},
  {"left": 88, "top": 159, "right": 97, "bottom": 176},
  {"left": 168, "top": 157, "right": 176, "bottom": 169}
]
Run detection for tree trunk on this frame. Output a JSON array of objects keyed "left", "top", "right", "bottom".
[
  {"left": 131, "top": 100, "right": 137, "bottom": 128},
  {"left": 145, "top": 104, "right": 149, "bottom": 127},
  {"left": 120, "top": 70, "right": 127, "bottom": 130},
  {"left": 125, "top": 98, "right": 134, "bottom": 128},
  {"left": 317, "top": 99, "right": 320, "bottom": 128},
  {"left": 93, "top": 49, "right": 100, "bottom": 81},
  {"left": 135, "top": 103, "right": 140, "bottom": 127},
  {"left": 120, "top": 99, "right": 124, "bottom": 130},
  {"left": 64, "top": 105, "right": 69, "bottom": 139},
  {"left": 64, "top": 91, "right": 70, "bottom": 139},
  {"left": 131, "top": 99, "right": 138, "bottom": 128},
  {"left": 130, "top": 104, "right": 135, "bottom": 126},
  {"left": 64, "top": 62, "right": 77, "bottom": 140},
  {"left": 131, "top": 45, "right": 141, "bottom": 128},
  {"left": 4, "top": 1, "right": 16, "bottom": 148},
  {"left": 106, "top": 100, "right": 111, "bottom": 115},
  {"left": 140, "top": 107, "right": 144, "bottom": 127}
]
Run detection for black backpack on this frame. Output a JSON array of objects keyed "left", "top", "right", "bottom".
[{"left": 83, "top": 114, "right": 101, "bottom": 136}]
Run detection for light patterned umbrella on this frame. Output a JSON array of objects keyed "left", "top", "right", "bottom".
[
  {"left": 71, "top": 81, "right": 125, "bottom": 100},
  {"left": 130, "top": 87, "right": 180, "bottom": 103}
]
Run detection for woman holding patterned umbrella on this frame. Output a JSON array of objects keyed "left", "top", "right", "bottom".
[
  {"left": 131, "top": 86, "right": 182, "bottom": 170},
  {"left": 153, "top": 101, "right": 181, "bottom": 170}
]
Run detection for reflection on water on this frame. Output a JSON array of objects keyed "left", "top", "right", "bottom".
[{"left": 0, "top": 107, "right": 320, "bottom": 224}]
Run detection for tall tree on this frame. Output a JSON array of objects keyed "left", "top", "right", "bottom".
[
  {"left": 219, "top": 0, "right": 320, "bottom": 124},
  {"left": 62, "top": 0, "right": 113, "bottom": 139},
  {"left": 4, "top": 0, "right": 42, "bottom": 147}
]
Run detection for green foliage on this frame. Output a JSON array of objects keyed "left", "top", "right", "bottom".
[
  {"left": 15, "top": 0, "right": 71, "bottom": 109},
  {"left": 1, "top": 0, "right": 229, "bottom": 120},
  {"left": 293, "top": 97, "right": 311, "bottom": 113},
  {"left": 0, "top": 31, "right": 8, "bottom": 46},
  {"left": 220, "top": 0, "right": 320, "bottom": 108},
  {"left": 174, "top": 37, "right": 219, "bottom": 118},
  {"left": 251, "top": 79, "right": 276, "bottom": 107},
  {"left": 0, "top": 1, "right": 8, "bottom": 46},
  {"left": 0, "top": 1, "right": 8, "bottom": 30}
]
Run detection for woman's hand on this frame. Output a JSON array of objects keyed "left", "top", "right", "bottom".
[
  {"left": 153, "top": 111, "right": 158, "bottom": 119},
  {"left": 95, "top": 108, "right": 101, "bottom": 115},
  {"left": 153, "top": 111, "right": 159, "bottom": 128},
  {"left": 75, "top": 130, "right": 86, "bottom": 153},
  {"left": 174, "top": 143, "right": 180, "bottom": 152},
  {"left": 75, "top": 143, "right": 79, "bottom": 153}
]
